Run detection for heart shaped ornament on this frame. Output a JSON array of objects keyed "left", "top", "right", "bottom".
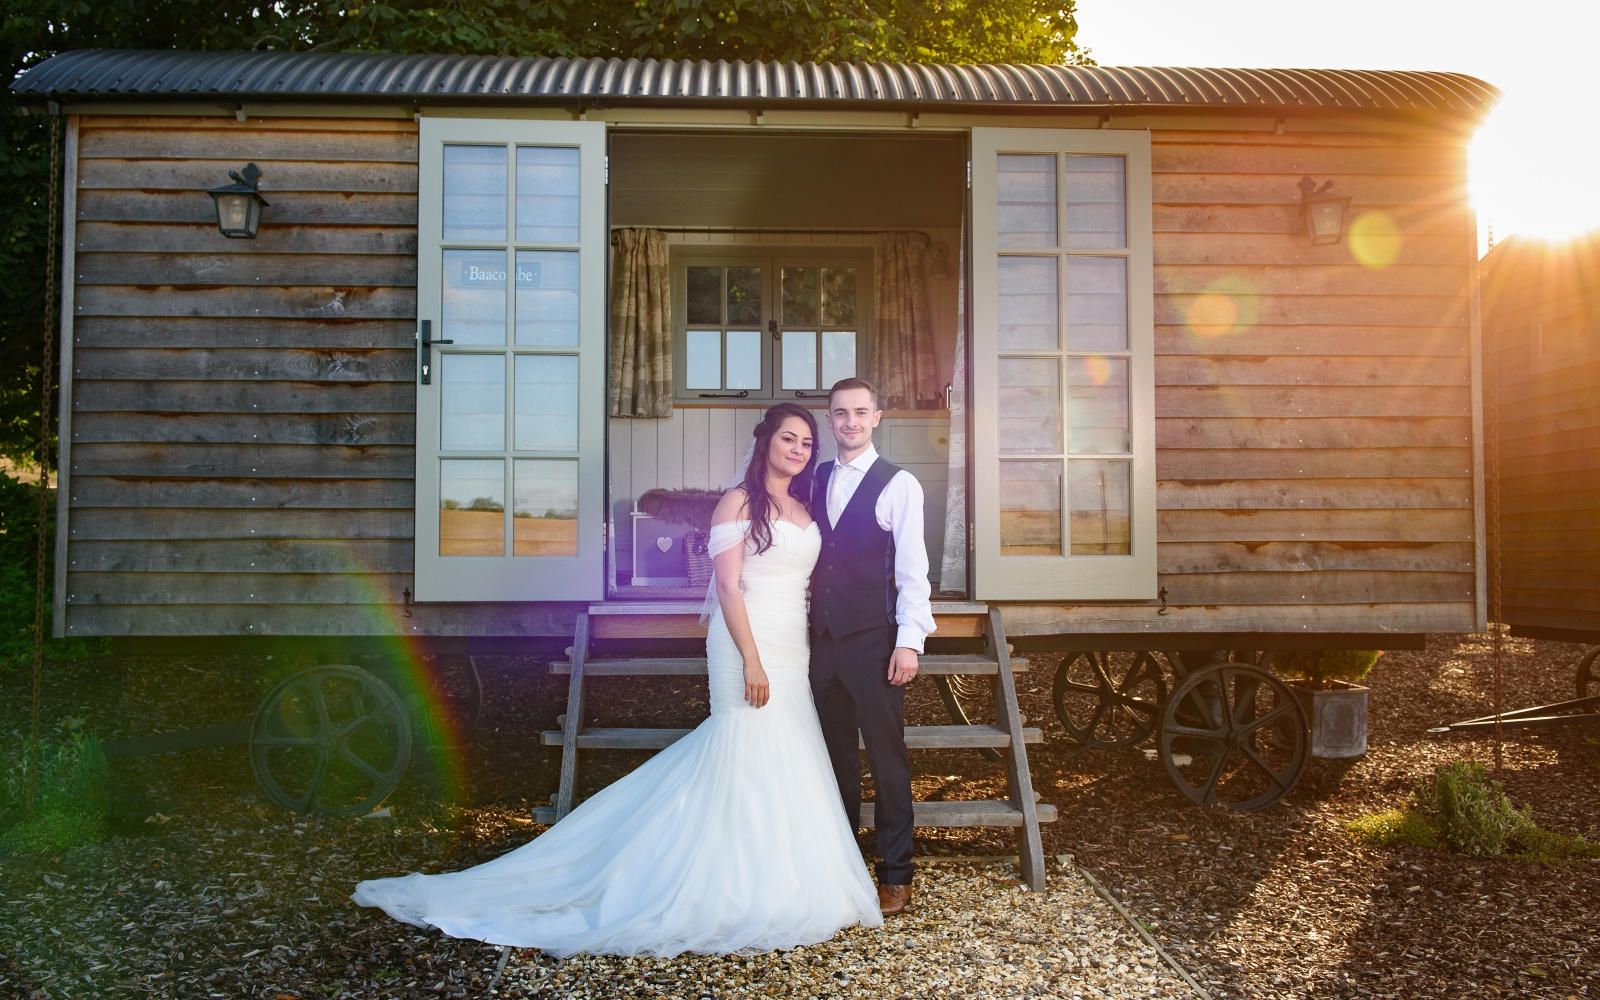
[{"left": 655, "top": 536, "right": 673, "bottom": 554}]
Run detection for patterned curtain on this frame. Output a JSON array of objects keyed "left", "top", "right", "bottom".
[
  {"left": 938, "top": 219, "right": 969, "bottom": 592},
  {"left": 871, "top": 233, "right": 940, "bottom": 410},
  {"left": 608, "top": 228, "right": 672, "bottom": 418}
]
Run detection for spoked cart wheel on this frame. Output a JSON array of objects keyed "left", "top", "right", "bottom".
[
  {"left": 1052, "top": 650, "right": 1167, "bottom": 749},
  {"left": 1158, "top": 657, "right": 1308, "bottom": 812},
  {"left": 326, "top": 651, "right": 485, "bottom": 747},
  {"left": 249, "top": 665, "right": 412, "bottom": 816},
  {"left": 1576, "top": 646, "right": 1600, "bottom": 700},
  {"left": 935, "top": 675, "right": 1003, "bottom": 762}
]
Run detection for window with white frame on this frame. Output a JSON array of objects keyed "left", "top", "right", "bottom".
[{"left": 672, "top": 248, "right": 872, "bottom": 401}]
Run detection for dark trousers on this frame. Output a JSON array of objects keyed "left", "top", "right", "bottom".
[{"left": 810, "top": 625, "right": 914, "bottom": 885}]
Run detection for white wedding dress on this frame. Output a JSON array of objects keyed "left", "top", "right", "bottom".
[{"left": 352, "top": 518, "right": 882, "bottom": 956}]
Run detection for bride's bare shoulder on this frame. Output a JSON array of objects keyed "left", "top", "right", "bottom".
[{"left": 710, "top": 486, "right": 750, "bottom": 526}]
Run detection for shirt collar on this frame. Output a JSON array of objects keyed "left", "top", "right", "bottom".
[{"left": 836, "top": 444, "right": 878, "bottom": 474}]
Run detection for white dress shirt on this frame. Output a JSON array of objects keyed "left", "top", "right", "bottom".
[{"left": 826, "top": 444, "right": 937, "bottom": 652}]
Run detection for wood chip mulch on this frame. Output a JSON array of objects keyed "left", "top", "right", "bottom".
[{"left": 1, "top": 631, "right": 1597, "bottom": 999}]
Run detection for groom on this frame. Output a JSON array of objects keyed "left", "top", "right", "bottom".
[{"left": 809, "top": 377, "right": 935, "bottom": 916}]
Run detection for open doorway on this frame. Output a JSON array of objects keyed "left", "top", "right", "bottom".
[{"left": 605, "top": 129, "right": 967, "bottom": 597}]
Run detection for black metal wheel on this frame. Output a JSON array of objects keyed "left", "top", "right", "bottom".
[
  {"left": 1158, "top": 662, "right": 1307, "bottom": 812},
  {"left": 934, "top": 675, "right": 1004, "bottom": 762},
  {"left": 1052, "top": 651, "right": 1167, "bottom": 749},
  {"left": 249, "top": 665, "right": 411, "bottom": 816},
  {"left": 1576, "top": 646, "right": 1600, "bottom": 700}
]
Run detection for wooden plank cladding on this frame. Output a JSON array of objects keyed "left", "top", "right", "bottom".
[
  {"left": 1481, "top": 232, "right": 1600, "bottom": 637},
  {"left": 64, "top": 114, "right": 422, "bottom": 637},
  {"left": 1136, "top": 127, "right": 1477, "bottom": 639},
  {"left": 56, "top": 109, "right": 1481, "bottom": 640}
]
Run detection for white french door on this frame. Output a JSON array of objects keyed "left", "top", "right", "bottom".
[
  {"left": 413, "top": 118, "right": 607, "bottom": 602},
  {"left": 970, "top": 127, "right": 1156, "bottom": 600}
]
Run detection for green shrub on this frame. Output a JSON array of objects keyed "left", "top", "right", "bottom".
[
  {"left": 1347, "top": 807, "right": 1442, "bottom": 849},
  {"left": 1419, "top": 761, "right": 1532, "bottom": 858},
  {"left": 1275, "top": 648, "right": 1381, "bottom": 688},
  {"left": 0, "top": 728, "right": 110, "bottom": 854},
  {"left": 1352, "top": 763, "right": 1600, "bottom": 862}
]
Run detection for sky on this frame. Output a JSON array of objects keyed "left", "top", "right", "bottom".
[{"left": 1075, "top": 0, "right": 1600, "bottom": 247}]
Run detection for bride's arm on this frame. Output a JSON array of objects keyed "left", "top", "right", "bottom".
[{"left": 710, "top": 489, "right": 769, "bottom": 708}]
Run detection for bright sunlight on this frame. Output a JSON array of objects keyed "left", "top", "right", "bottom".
[{"left": 1470, "top": 88, "right": 1600, "bottom": 246}]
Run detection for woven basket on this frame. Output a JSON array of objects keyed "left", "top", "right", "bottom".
[{"left": 685, "top": 531, "right": 713, "bottom": 588}]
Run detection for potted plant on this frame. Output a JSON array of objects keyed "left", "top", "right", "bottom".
[
  {"left": 1273, "top": 649, "right": 1380, "bottom": 758},
  {"left": 636, "top": 488, "right": 723, "bottom": 588}
]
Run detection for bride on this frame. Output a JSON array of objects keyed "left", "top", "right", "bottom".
[{"left": 352, "top": 403, "right": 882, "bottom": 955}]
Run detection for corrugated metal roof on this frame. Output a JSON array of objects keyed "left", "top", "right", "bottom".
[{"left": 10, "top": 49, "right": 1496, "bottom": 118}]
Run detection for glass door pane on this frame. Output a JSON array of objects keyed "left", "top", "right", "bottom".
[
  {"left": 971, "top": 127, "right": 1154, "bottom": 600},
  {"left": 514, "top": 459, "right": 578, "bottom": 556},
  {"left": 443, "top": 145, "right": 506, "bottom": 241},
  {"left": 416, "top": 119, "right": 606, "bottom": 601},
  {"left": 440, "top": 459, "right": 505, "bottom": 556},
  {"left": 440, "top": 355, "right": 505, "bottom": 451},
  {"left": 515, "top": 146, "right": 580, "bottom": 242},
  {"left": 442, "top": 249, "right": 509, "bottom": 345},
  {"left": 514, "top": 250, "right": 580, "bottom": 347}
]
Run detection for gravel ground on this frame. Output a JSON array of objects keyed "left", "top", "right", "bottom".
[
  {"left": 1, "top": 630, "right": 1597, "bottom": 999},
  {"left": 485, "top": 862, "right": 1191, "bottom": 999}
]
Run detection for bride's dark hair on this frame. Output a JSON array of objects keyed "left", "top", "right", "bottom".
[{"left": 739, "top": 403, "right": 819, "bottom": 555}]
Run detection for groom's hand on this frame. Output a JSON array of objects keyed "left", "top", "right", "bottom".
[{"left": 887, "top": 647, "right": 919, "bottom": 686}]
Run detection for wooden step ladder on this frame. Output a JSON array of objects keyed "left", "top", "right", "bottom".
[{"left": 533, "top": 601, "right": 1054, "bottom": 890}]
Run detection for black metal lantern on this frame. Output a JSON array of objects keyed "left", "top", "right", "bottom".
[
  {"left": 207, "top": 162, "right": 269, "bottom": 238},
  {"left": 1298, "top": 175, "right": 1349, "bottom": 246}
]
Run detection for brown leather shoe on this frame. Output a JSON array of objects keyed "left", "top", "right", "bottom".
[{"left": 877, "top": 882, "right": 911, "bottom": 916}]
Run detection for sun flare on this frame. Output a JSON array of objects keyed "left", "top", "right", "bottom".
[{"left": 1470, "top": 90, "right": 1600, "bottom": 246}]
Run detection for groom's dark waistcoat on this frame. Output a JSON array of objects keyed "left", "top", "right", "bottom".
[{"left": 810, "top": 456, "right": 900, "bottom": 640}]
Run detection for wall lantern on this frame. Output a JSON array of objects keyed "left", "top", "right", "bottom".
[
  {"left": 1298, "top": 175, "right": 1349, "bottom": 246},
  {"left": 207, "top": 163, "right": 269, "bottom": 238}
]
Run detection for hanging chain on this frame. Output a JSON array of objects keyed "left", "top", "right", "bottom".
[
  {"left": 1485, "top": 290, "right": 1504, "bottom": 778},
  {"left": 26, "top": 112, "right": 62, "bottom": 819}
]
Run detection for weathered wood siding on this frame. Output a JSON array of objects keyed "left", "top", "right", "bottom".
[
  {"left": 57, "top": 113, "right": 1481, "bottom": 639},
  {"left": 63, "top": 115, "right": 448, "bottom": 636},
  {"left": 1014, "top": 126, "right": 1480, "bottom": 638},
  {"left": 1482, "top": 234, "right": 1600, "bottom": 636}
]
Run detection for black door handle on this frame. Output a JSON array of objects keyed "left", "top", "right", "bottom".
[{"left": 418, "top": 320, "right": 454, "bottom": 385}]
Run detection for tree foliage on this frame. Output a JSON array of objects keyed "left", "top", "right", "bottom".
[
  {"left": 260, "top": 2, "right": 1088, "bottom": 65},
  {"left": 1, "top": 0, "right": 1086, "bottom": 463}
]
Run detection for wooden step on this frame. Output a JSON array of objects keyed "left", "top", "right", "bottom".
[
  {"left": 542, "top": 727, "right": 691, "bottom": 749},
  {"left": 550, "top": 657, "right": 708, "bottom": 676},
  {"left": 922, "top": 654, "right": 1028, "bottom": 675},
  {"left": 540, "top": 723, "right": 1043, "bottom": 750},
  {"left": 549, "top": 653, "right": 1027, "bottom": 676},
  {"left": 861, "top": 800, "right": 1058, "bottom": 828},
  {"left": 531, "top": 798, "right": 1058, "bottom": 829}
]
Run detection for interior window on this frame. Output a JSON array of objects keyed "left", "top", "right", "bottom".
[{"left": 674, "top": 250, "right": 869, "bottom": 401}]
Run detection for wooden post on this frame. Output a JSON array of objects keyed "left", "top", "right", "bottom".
[
  {"left": 554, "top": 612, "right": 590, "bottom": 819},
  {"left": 988, "top": 607, "right": 1045, "bottom": 890}
]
